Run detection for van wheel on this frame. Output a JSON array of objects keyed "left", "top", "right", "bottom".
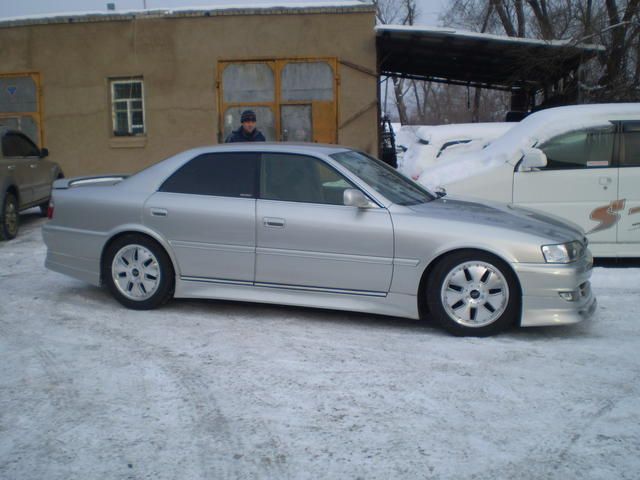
[
  {"left": 426, "top": 250, "right": 520, "bottom": 336},
  {"left": 1, "top": 193, "right": 19, "bottom": 240},
  {"left": 103, "top": 234, "right": 174, "bottom": 310}
]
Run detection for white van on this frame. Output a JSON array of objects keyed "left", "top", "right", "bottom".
[{"left": 418, "top": 104, "right": 640, "bottom": 258}]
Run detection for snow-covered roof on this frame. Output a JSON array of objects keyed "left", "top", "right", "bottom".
[
  {"left": 376, "top": 25, "right": 604, "bottom": 52},
  {"left": 377, "top": 24, "right": 603, "bottom": 92},
  {"left": 416, "top": 122, "right": 515, "bottom": 145},
  {"left": 0, "top": 1, "right": 374, "bottom": 28}
]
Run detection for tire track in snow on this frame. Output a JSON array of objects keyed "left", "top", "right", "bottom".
[{"left": 60, "top": 311, "right": 288, "bottom": 480}]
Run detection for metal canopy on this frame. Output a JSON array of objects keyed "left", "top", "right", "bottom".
[{"left": 376, "top": 25, "right": 603, "bottom": 92}]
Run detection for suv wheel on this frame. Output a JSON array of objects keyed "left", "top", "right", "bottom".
[{"left": 0, "top": 193, "right": 19, "bottom": 240}]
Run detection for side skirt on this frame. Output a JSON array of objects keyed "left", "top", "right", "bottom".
[{"left": 174, "top": 277, "right": 419, "bottom": 320}]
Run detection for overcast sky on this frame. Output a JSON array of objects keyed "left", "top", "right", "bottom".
[{"left": 0, "top": 0, "right": 447, "bottom": 25}]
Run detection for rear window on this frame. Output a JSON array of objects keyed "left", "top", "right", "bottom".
[{"left": 160, "top": 152, "right": 258, "bottom": 198}]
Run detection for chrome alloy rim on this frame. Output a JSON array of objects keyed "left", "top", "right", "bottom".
[
  {"left": 441, "top": 261, "right": 509, "bottom": 328},
  {"left": 111, "top": 244, "right": 161, "bottom": 301},
  {"left": 4, "top": 199, "right": 18, "bottom": 236}
]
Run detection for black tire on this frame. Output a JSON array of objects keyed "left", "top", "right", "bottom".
[
  {"left": 103, "top": 234, "right": 175, "bottom": 310},
  {"left": 0, "top": 192, "right": 19, "bottom": 241},
  {"left": 426, "top": 250, "right": 520, "bottom": 337}
]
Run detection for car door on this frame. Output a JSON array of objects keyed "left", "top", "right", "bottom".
[
  {"left": 17, "top": 133, "right": 51, "bottom": 202},
  {"left": 144, "top": 152, "right": 258, "bottom": 284},
  {"left": 513, "top": 124, "right": 618, "bottom": 246},
  {"left": 255, "top": 152, "right": 394, "bottom": 294},
  {"left": 617, "top": 121, "right": 640, "bottom": 247},
  {"left": 1, "top": 131, "right": 36, "bottom": 206}
]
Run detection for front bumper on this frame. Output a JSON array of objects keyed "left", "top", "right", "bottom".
[{"left": 513, "top": 253, "right": 597, "bottom": 327}]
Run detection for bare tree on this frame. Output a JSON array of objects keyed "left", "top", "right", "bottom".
[
  {"left": 443, "top": 0, "right": 640, "bottom": 104},
  {"left": 375, "top": 0, "right": 419, "bottom": 124}
]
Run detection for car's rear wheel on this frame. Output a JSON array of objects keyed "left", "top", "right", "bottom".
[
  {"left": 426, "top": 250, "right": 520, "bottom": 336},
  {"left": 103, "top": 234, "right": 174, "bottom": 310},
  {"left": 1, "top": 193, "right": 19, "bottom": 241}
]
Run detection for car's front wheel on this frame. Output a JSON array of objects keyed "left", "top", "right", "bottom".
[
  {"left": 0, "top": 192, "right": 19, "bottom": 241},
  {"left": 103, "top": 234, "right": 174, "bottom": 310},
  {"left": 426, "top": 250, "right": 520, "bottom": 336}
]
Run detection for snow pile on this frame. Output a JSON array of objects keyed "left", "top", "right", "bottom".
[
  {"left": 416, "top": 122, "right": 513, "bottom": 145},
  {"left": 393, "top": 124, "right": 420, "bottom": 150},
  {"left": 417, "top": 103, "right": 640, "bottom": 189},
  {"left": 400, "top": 122, "right": 515, "bottom": 180}
]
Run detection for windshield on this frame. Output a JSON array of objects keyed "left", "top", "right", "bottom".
[{"left": 330, "top": 150, "right": 435, "bottom": 205}]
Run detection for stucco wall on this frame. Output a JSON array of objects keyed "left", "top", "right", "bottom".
[{"left": 0, "top": 9, "right": 377, "bottom": 176}]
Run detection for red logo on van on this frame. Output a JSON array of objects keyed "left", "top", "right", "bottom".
[{"left": 587, "top": 199, "right": 626, "bottom": 234}]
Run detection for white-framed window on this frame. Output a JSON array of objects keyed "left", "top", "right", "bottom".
[{"left": 110, "top": 78, "right": 145, "bottom": 136}]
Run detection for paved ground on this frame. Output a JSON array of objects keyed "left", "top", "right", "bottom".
[{"left": 1, "top": 213, "right": 639, "bottom": 480}]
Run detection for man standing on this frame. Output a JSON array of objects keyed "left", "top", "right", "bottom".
[{"left": 225, "top": 109, "right": 266, "bottom": 142}]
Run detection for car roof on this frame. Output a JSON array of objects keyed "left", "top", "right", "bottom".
[
  {"left": 182, "top": 142, "right": 353, "bottom": 156},
  {"left": 121, "top": 142, "right": 359, "bottom": 192}
]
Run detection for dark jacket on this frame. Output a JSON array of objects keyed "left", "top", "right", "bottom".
[{"left": 225, "top": 127, "right": 266, "bottom": 143}]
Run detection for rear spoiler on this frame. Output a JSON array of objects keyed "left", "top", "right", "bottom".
[{"left": 53, "top": 174, "right": 129, "bottom": 189}]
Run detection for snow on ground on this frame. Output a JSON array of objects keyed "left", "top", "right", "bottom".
[{"left": 1, "top": 213, "right": 640, "bottom": 480}]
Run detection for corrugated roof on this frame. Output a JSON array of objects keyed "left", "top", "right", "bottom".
[
  {"left": 377, "top": 24, "right": 603, "bottom": 90},
  {"left": 0, "top": 1, "right": 374, "bottom": 28}
]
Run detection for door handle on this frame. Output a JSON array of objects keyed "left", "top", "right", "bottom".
[
  {"left": 599, "top": 177, "right": 612, "bottom": 185},
  {"left": 30, "top": 164, "right": 38, "bottom": 169},
  {"left": 599, "top": 177, "right": 612, "bottom": 189},
  {"left": 7, "top": 165, "right": 15, "bottom": 170},
  {"left": 150, "top": 208, "right": 168, "bottom": 217},
  {"left": 263, "top": 217, "right": 285, "bottom": 228}
]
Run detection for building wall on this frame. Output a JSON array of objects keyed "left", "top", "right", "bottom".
[{"left": 0, "top": 8, "right": 377, "bottom": 176}]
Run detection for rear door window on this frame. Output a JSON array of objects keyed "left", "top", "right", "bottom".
[
  {"left": 159, "top": 152, "right": 258, "bottom": 198},
  {"left": 621, "top": 122, "right": 640, "bottom": 166}
]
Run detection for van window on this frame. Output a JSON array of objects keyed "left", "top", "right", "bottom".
[
  {"left": 621, "top": 122, "right": 640, "bottom": 167},
  {"left": 538, "top": 125, "right": 614, "bottom": 169}
]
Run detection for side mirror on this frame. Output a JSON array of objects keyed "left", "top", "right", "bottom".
[
  {"left": 39, "top": 147, "right": 49, "bottom": 158},
  {"left": 434, "top": 186, "right": 447, "bottom": 198},
  {"left": 519, "top": 148, "right": 547, "bottom": 171},
  {"left": 343, "top": 188, "right": 375, "bottom": 208}
]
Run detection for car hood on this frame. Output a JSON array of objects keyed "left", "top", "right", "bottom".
[{"left": 407, "top": 196, "right": 584, "bottom": 244}]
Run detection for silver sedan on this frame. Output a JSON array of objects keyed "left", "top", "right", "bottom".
[{"left": 43, "top": 144, "right": 596, "bottom": 336}]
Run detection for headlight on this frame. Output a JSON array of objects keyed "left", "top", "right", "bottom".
[{"left": 541, "top": 241, "right": 584, "bottom": 264}]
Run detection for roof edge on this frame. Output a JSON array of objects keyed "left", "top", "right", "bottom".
[
  {"left": 376, "top": 24, "right": 605, "bottom": 52},
  {"left": 0, "top": 1, "right": 375, "bottom": 28}
]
